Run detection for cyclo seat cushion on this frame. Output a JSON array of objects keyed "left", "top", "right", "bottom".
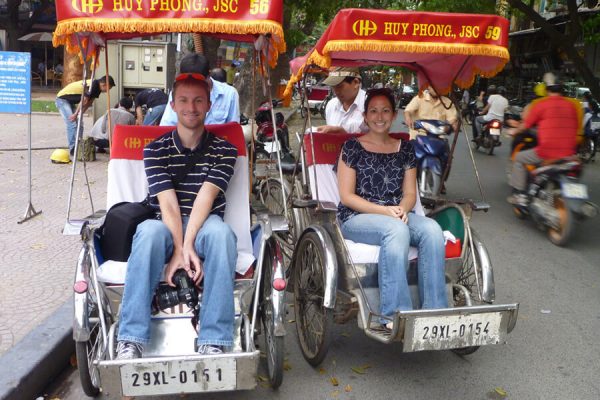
[{"left": 98, "top": 123, "right": 255, "bottom": 284}]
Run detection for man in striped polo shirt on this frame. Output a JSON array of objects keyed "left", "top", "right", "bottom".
[{"left": 116, "top": 73, "right": 239, "bottom": 359}]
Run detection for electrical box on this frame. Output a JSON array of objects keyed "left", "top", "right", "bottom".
[{"left": 93, "top": 40, "right": 176, "bottom": 121}]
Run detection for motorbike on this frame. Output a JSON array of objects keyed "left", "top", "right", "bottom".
[
  {"left": 462, "top": 98, "right": 479, "bottom": 125},
  {"left": 510, "top": 132, "right": 598, "bottom": 246},
  {"left": 412, "top": 119, "right": 452, "bottom": 198},
  {"left": 472, "top": 118, "right": 502, "bottom": 155},
  {"left": 253, "top": 100, "right": 293, "bottom": 162},
  {"left": 577, "top": 111, "right": 600, "bottom": 163}
]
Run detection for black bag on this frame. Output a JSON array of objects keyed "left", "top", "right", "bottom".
[{"left": 100, "top": 199, "right": 156, "bottom": 262}]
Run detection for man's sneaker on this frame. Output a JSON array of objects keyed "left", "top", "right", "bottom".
[
  {"left": 197, "top": 344, "right": 223, "bottom": 355},
  {"left": 507, "top": 193, "right": 529, "bottom": 207},
  {"left": 116, "top": 341, "right": 143, "bottom": 360}
]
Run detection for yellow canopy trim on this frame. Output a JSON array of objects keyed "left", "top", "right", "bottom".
[{"left": 53, "top": 17, "right": 286, "bottom": 53}]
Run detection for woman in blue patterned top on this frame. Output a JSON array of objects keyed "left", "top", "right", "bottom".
[{"left": 337, "top": 88, "right": 448, "bottom": 329}]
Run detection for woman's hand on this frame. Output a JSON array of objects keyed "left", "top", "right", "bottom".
[{"left": 382, "top": 205, "right": 408, "bottom": 223}]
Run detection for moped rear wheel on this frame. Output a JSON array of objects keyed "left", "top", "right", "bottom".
[
  {"left": 76, "top": 289, "right": 113, "bottom": 397},
  {"left": 260, "top": 239, "right": 284, "bottom": 388},
  {"left": 293, "top": 232, "right": 333, "bottom": 366},
  {"left": 578, "top": 137, "right": 595, "bottom": 163},
  {"left": 486, "top": 137, "right": 496, "bottom": 155},
  {"left": 547, "top": 195, "right": 574, "bottom": 246}
]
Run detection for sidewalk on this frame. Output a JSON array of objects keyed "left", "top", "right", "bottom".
[{"left": 0, "top": 109, "right": 105, "bottom": 399}]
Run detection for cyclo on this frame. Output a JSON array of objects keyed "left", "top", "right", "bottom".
[
  {"left": 53, "top": 1, "right": 289, "bottom": 397},
  {"left": 283, "top": 8, "right": 519, "bottom": 365}
]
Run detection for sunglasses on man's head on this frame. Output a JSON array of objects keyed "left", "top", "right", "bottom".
[{"left": 175, "top": 73, "right": 206, "bottom": 82}]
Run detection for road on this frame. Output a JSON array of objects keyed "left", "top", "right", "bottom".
[{"left": 46, "top": 112, "right": 600, "bottom": 400}]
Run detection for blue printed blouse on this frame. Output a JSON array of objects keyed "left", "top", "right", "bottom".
[{"left": 337, "top": 137, "right": 416, "bottom": 224}]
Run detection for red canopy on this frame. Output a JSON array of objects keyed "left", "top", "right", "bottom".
[
  {"left": 287, "top": 8, "right": 510, "bottom": 95},
  {"left": 53, "top": 0, "right": 285, "bottom": 65}
]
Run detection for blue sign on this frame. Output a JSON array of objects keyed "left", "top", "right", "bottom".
[{"left": 0, "top": 51, "right": 31, "bottom": 114}]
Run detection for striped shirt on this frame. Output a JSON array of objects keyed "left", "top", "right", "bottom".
[{"left": 143, "top": 130, "right": 237, "bottom": 217}]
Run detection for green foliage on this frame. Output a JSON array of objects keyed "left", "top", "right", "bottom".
[
  {"left": 583, "top": 14, "right": 600, "bottom": 44},
  {"left": 416, "top": 0, "right": 497, "bottom": 14},
  {"left": 31, "top": 100, "right": 57, "bottom": 113}
]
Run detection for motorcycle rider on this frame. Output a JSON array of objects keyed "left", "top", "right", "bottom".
[
  {"left": 404, "top": 85, "right": 458, "bottom": 140},
  {"left": 507, "top": 72, "right": 583, "bottom": 206},
  {"left": 473, "top": 85, "right": 508, "bottom": 140}
]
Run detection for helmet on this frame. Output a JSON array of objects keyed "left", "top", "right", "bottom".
[
  {"left": 50, "top": 149, "right": 71, "bottom": 164},
  {"left": 543, "top": 72, "right": 562, "bottom": 92},
  {"left": 533, "top": 82, "right": 547, "bottom": 97},
  {"left": 487, "top": 85, "right": 497, "bottom": 95},
  {"left": 497, "top": 86, "right": 507, "bottom": 95}
]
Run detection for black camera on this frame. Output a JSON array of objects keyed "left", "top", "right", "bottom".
[{"left": 153, "top": 269, "right": 198, "bottom": 312}]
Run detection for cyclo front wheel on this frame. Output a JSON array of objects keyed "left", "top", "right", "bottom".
[
  {"left": 293, "top": 232, "right": 333, "bottom": 367},
  {"left": 75, "top": 286, "right": 113, "bottom": 397},
  {"left": 260, "top": 239, "right": 284, "bottom": 388}
]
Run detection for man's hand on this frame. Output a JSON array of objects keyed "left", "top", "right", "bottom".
[
  {"left": 165, "top": 250, "right": 187, "bottom": 287},
  {"left": 68, "top": 113, "right": 78, "bottom": 122},
  {"left": 182, "top": 243, "right": 204, "bottom": 285},
  {"left": 316, "top": 125, "right": 346, "bottom": 134}
]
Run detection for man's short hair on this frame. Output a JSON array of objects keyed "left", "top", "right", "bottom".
[
  {"left": 97, "top": 75, "right": 115, "bottom": 88},
  {"left": 210, "top": 68, "right": 227, "bottom": 83},
  {"left": 179, "top": 53, "right": 210, "bottom": 77},
  {"left": 119, "top": 97, "right": 133, "bottom": 110},
  {"left": 172, "top": 74, "right": 210, "bottom": 99}
]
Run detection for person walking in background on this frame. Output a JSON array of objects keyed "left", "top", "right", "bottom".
[
  {"left": 55, "top": 75, "right": 115, "bottom": 156},
  {"left": 210, "top": 68, "right": 227, "bottom": 83},
  {"left": 134, "top": 88, "right": 168, "bottom": 126},
  {"left": 89, "top": 97, "right": 135, "bottom": 152},
  {"left": 160, "top": 54, "right": 240, "bottom": 126}
]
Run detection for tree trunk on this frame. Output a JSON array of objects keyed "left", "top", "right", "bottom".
[{"left": 62, "top": 48, "right": 83, "bottom": 87}]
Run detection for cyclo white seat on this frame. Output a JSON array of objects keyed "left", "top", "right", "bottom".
[
  {"left": 97, "top": 123, "right": 255, "bottom": 284},
  {"left": 304, "top": 131, "right": 423, "bottom": 263}
]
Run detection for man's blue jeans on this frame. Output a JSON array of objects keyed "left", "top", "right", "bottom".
[
  {"left": 143, "top": 104, "right": 167, "bottom": 126},
  {"left": 117, "top": 214, "right": 238, "bottom": 347},
  {"left": 340, "top": 213, "right": 448, "bottom": 320},
  {"left": 55, "top": 97, "right": 82, "bottom": 151}
]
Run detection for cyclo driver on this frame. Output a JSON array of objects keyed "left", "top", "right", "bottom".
[{"left": 116, "top": 73, "right": 238, "bottom": 359}]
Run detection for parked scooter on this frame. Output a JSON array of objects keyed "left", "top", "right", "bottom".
[
  {"left": 472, "top": 118, "right": 502, "bottom": 155},
  {"left": 412, "top": 119, "right": 452, "bottom": 198},
  {"left": 510, "top": 132, "right": 598, "bottom": 246},
  {"left": 252, "top": 100, "right": 295, "bottom": 167}
]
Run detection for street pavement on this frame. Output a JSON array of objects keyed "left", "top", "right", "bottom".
[
  {"left": 43, "top": 112, "right": 600, "bottom": 399},
  {"left": 0, "top": 107, "right": 103, "bottom": 358}
]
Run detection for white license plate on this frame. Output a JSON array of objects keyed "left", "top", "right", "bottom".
[
  {"left": 120, "top": 357, "right": 236, "bottom": 396},
  {"left": 490, "top": 128, "right": 501, "bottom": 136},
  {"left": 562, "top": 182, "right": 588, "bottom": 199},
  {"left": 406, "top": 312, "right": 502, "bottom": 352}
]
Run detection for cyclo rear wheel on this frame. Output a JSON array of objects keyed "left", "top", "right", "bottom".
[
  {"left": 260, "top": 239, "right": 284, "bottom": 388},
  {"left": 75, "top": 284, "right": 113, "bottom": 397},
  {"left": 452, "top": 229, "right": 488, "bottom": 356},
  {"left": 293, "top": 232, "right": 333, "bottom": 366}
]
